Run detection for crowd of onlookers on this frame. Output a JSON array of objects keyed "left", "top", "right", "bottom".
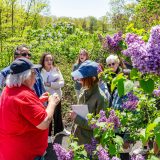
[{"left": 0, "top": 44, "right": 132, "bottom": 160}]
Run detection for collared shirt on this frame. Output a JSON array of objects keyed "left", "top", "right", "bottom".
[{"left": 0, "top": 85, "right": 48, "bottom": 160}]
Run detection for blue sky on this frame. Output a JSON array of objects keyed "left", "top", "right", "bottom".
[{"left": 49, "top": 0, "right": 109, "bottom": 18}]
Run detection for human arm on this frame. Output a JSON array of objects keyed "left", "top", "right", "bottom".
[
  {"left": 36, "top": 93, "right": 60, "bottom": 130},
  {"left": 19, "top": 92, "right": 60, "bottom": 130},
  {"left": 44, "top": 68, "right": 64, "bottom": 90}
]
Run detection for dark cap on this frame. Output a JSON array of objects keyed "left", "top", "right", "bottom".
[
  {"left": 10, "top": 58, "right": 41, "bottom": 74},
  {"left": 71, "top": 60, "right": 98, "bottom": 79}
]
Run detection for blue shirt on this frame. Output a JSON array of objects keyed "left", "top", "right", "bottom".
[{"left": 0, "top": 66, "right": 45, "bottom": 97}]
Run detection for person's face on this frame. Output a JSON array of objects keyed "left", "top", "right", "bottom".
[
  {"left": 24, "top": 69, "right": 36, "bottom": 89},
  {"left": 107, "top": 61, "right": 119, "bottom": 72},
  {"left": 16, "top": 47, "right": 31, "bottom": 59},
  {"left": 79, "top": 51, "right": 87, "bottom": 62},
  {"left": 44, "top": 55, "right": 53, "bottom": 69}
]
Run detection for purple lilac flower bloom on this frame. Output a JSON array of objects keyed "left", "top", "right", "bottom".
[
  {"left": 112, "top": 157, "right": 120, "bottom": 160},
  {"left": 122, "top": 92, "right": 139, "bottom": 110},
  {"left": 53, "top": 143, "right": 73, "bottom": 160},
  {"left": 97, "top": 146, "right": 110, "bottom": 160},
  {"left": 153, "top": 87, "right": 160, "bottom": 97},
  {"left": 122, "top": 25, "right": 160, "bottom": 75},
  {"left": 90, "top": 118, "right": 98, "bottom": 129},
  {"left": 103, "top": 32, "right": 123, "bottom": 52},
  {"left": 98, "top": 110, "right": 108, "bottom": 122},
  {"left": 107, "top": 109, "right": 121, "bottom": 129},
  {"left": 131, "top": 154, "right": 145, "bottom": 160},
  {"left": 84, "top": 138, "right": 97, "bottom": 155}
]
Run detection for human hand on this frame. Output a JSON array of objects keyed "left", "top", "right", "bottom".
[
  {"left": 48, "top": 93, "right": 60, "bottom": 106},
  {"left": 69, "top": 110, "right": 77, "bottom": 120},
  {"left": 39, "top": 92, "right": 49, "bottom": 103}
]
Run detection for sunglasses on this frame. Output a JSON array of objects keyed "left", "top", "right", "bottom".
[
  {"left": 15, "top": 52, "right": 31, "bottom": 57},
  {"left": 107, "top": 63, "right": 115, "bottom": 67},
  {"left": 21, "top": 53, "right": 31, "bottom": 57}
]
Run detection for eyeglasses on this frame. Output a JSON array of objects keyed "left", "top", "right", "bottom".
[
  {"left": 21, "top": 53, "right": 31, "bottom": 57},
  {"left": 15, "top": 52, "right": 31, "bottom": 57},
  {"left": 107, "top": 63, "right": 115, "bottom": 67}
]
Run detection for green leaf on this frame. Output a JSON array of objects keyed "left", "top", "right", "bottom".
[
  {"left": 113, "top": 135, "right": 124, "bottom": 146},
  {"left": 148, "top": 155, "right": 160, "bottom": 160},
  {"left": 108, "top": 143, "right": 117, "bottom": 156},
  {"left": 153, "top": 117, "right": 160, "bottom": 125},
  {"left": 139, "top": 79, "right": 154, "bottom": 94},
  {"left": 124, "top": 80, "right": 134, "bottom": 95},
  {"left": 140, "top": 129, "right": 147, "bottom": 144},
  {"left": 93, "top": 128, "right": 100, "bottom": 138},
  {"left": 117, "top": 79, "right": 125, "bottom": 97},
  {"left": 102, "top": 132, "right": 109, "bottom": 141},
  {"left": 130, "top": 68, "right": 139, "bottom": 79},
  {"left": 111, "top": 73, "right": 125, "bottom": 92}
]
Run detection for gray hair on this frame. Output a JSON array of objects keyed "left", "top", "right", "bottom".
[
  {"left": 6, "top": 69, "right": 32, "bottom": 88},
  {"left": 106, "top": 55, "right": 120, "bottom": 64}
]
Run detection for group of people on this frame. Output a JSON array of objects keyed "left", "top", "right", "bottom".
[{"left": 0, "top": 45, "right": 128, "bottom": 160}]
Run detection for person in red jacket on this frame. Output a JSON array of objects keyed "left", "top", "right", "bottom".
[{"left": 0, "top": 58, "right": 60, "bottom": 160}]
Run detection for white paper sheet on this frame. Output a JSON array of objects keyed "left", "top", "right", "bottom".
[{"left": 71, "top": 104, "right": 89, "bottom": 119}]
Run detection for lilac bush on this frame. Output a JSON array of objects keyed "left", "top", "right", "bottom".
[
  {"left": 89, "top": 109, "right": 121, "bottom": 131},
  {"left": 122, "top": 25, "right": 160, "bottom": 75},
  {"left": 153, "top": 87, "right": 160, "bottom": 97},
  {"left": 107, "top": 109, "right": 121, "bottom": 129},
  {"left": 53, "top": 143, "right": 73, "bottom": 160},
  {"left": 97, "top": 145, "right": 110, "bottom": 160},
  {"left": 122, "top": 92, "right": 139, "bottom": 110},
  {"left": 84, "top": 138, "right": 97, "bottom": 156},
  {"left": 103, "top": 32, "right": 123, "bottom": 53}
]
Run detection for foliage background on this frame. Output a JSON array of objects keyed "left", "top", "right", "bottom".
[{"left": 0, "top": 0, "right": 160, "bottom": 128}]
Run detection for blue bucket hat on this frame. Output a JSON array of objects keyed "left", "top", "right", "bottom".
[{"left": 71, "top": 60, "right": 99, "bottom": 79}]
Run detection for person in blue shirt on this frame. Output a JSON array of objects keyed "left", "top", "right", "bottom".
[{"left": 0, "top": 44, "right": 45, "bottom": 97}]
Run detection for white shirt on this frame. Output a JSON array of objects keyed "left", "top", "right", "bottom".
[{"left": 41, "top": 67, "right": 64, "bottom": 98}]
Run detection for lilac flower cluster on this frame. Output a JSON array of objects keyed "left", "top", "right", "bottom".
[
  {"left": 95, "top": 110, "right": 120, "bottom": 130},
  {"left": 53, "top": 143, "right": 73, "bottom": 160},
  {"left": 122, "top": 92, "right": 139, "bottom": 110},
  {"left": 103, "top": 32, "right": 123, "bottom": 53},
  {"left": 90, "top": 118, "right": 98, "bottom": 129},
  {"left": 98, "top": 110, "right": 108, "bottom": 122},
  {"left": 97, "top": 145, "right": 110, "bottom": 160},
  {"left": 131, "top": 154, "right": 145, "bottom": 160},
  {"left": 153, "top": 87, "right": 160, "bottom": 97},
  {"left": 107, "top": 110, "right": 121, "bottom": 129},
  {"left": 84, "top": 138, "right": 97, "bottom": 156},
  {"left": 122, "top": 25, "right": 160, "bottom": 75}
]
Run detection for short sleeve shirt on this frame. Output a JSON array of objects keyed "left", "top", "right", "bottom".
[{"left": 0, "top": 85, "right": 48, "bottom": 160}]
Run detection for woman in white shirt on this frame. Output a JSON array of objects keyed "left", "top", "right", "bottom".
[{"left": 40, "top": 53, "right": 68, "bottom": 139}]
